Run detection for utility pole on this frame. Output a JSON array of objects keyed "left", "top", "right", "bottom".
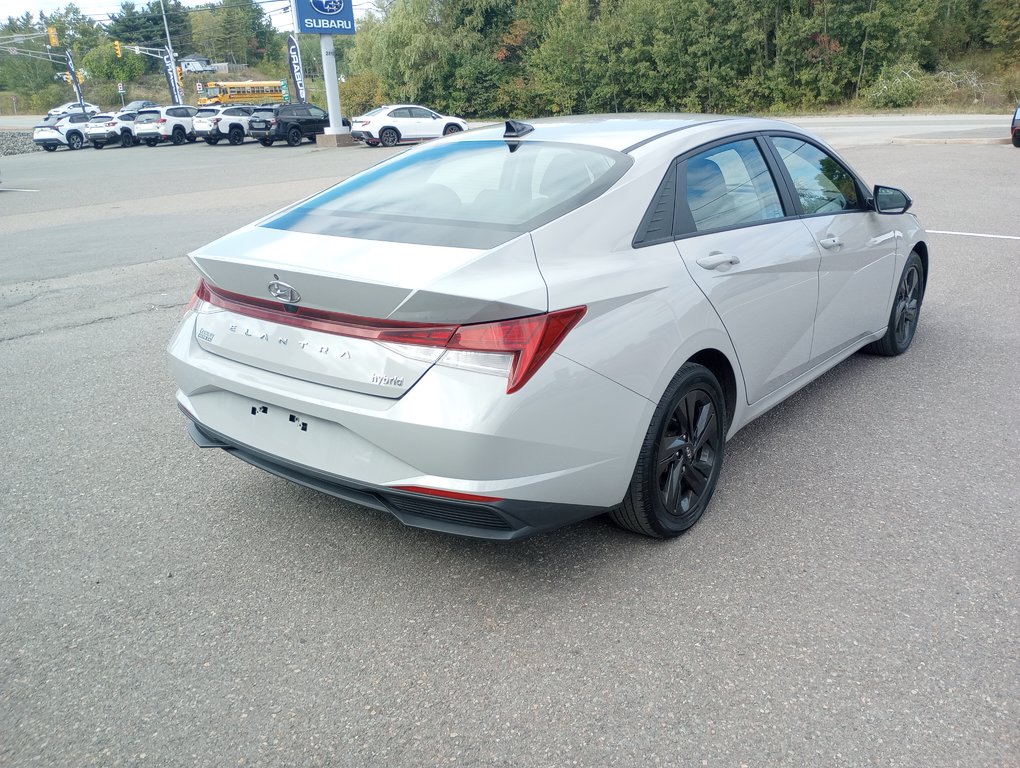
[{"left": 158, "top": 0, "right": 178, "bottom": 84}]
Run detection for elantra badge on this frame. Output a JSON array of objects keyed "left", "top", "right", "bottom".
[{"left": 268, "top": 276, "right": 301, "bottom": 303}]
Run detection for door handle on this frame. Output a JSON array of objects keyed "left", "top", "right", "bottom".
[
  {"left": 818, "top": 235, "right": 843, "bottom": 249},
  {"left": 696, "top": 252, "right": 741, "bottom": 270}
]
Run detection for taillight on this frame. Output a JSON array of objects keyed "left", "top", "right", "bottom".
[
  {"left": 442, "top": 308, "right": 586, "bottom": 393},
  {"left": 270, "top": 119, "right": 278, "bottom": 126},
  {"left": 193, "top": 280, "right": 585, "bottom": 394},
  {"left": 105, "top": 121, "right": 116, "bottom": 127},
  {"left": 157, "top": 118, "right": 167, "bottom": 124},
  {"left": 212, "top": 118, "right": 221, "bottom": 125}
]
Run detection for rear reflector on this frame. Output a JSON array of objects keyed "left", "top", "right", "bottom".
[
  {"left": 192, "top": 280, "right": 585, "bottom": 394},
  {"left": 392, "top": 485, "right": 502, "bottom": 503}
]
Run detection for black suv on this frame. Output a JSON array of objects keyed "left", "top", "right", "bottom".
[{"left": 248, "top": 104, "right": 330, "bottom": 147}]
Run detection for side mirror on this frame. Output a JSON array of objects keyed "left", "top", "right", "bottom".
[{"left": 872, "top": 185, "right": 912, "bottom": 214}]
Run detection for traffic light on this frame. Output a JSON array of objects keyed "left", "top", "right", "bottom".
[
  {"left": 76, "top": 71, "right": 84, "bottom": 84},
  {"left": 47, "top": 26, "right": 58, "bottom": 46},
  {"left": 176, "top": 66, "right": 183, "bottom": 84},
  {"left": 63, "top": 71, "right": 71, "bottom": 83},
  {"left": 114, "top": 40, "right": 122, "bottom": 58}
]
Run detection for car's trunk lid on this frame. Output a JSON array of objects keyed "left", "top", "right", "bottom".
[{"left": 188, "top": 226, "right": 547, "bottom": 398}]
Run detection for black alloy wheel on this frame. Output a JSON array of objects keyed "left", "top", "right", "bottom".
[
  {"left": 204, "top": 137, "right": 219, "bottom": 145},
  {"left": 443, "top": 124, "right": 462, "bottom": 135},
  {"left": 120, "top": 131, "right": 132, "bottom": 148},
  {"left": 865, "top": 251, "right": 924, "bottom": 356},
  {"left": 260, "top": 137, "right": 274, "bottom": 147},
  {"left": 1012, "top": 133, "right": 1020, "bottom": 148},
  {"left": 612, "top": 363, "right": 726, "bottom": 538},
  {"left": 67, "top": 132, "right": 83, "bottom": 150},
  {"left": 43, "top": 144, "right": 57, "bottom": 152},
  {"left": 92, "top": 142, "right": 104, "bottom": 149},
  {"left": 286, "top": 126, "right": 303, "bottom": 146},
  {"left": 186, "top": 134, "right": 197, "bottom": 143},
  {"left": 171, "top": 128, "right": 186, "bottom": 145},
  {"left": 228, "top": 126, "right": 244, "bottom": 145},
  {"left": 145, "top": 139, "right": 157, "bottom": 147},
  {"left": 379, "top": 127, "right": 399, "bottom": 147}
]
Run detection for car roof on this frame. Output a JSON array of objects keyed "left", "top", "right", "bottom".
[{"left": 457, "top": 113, "right": 807, "bottom": 153}]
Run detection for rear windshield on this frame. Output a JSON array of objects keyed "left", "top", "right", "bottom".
[
  {"left": 135, "top": 111, "right": 160, "bottom": 123},
  {"left": 261, "top": 140, "right": 633, "bottom": 249},
  {"left": 196, "top": 109, "right": 219, "bottom": 117},
  {"left": 91, "top": 114, "right": 113, "bottom": 122},
  {"left": 251, "top": 109, "right": 274, "bottom": 118}
]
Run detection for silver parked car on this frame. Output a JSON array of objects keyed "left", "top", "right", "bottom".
[{"left": 167, "top": 115, "right": 928, "bottom": 540}]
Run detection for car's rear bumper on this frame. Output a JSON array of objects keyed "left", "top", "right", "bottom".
[
  {"left": 85, "top": 130, "right": 119, "bottom": 142},
  {"left": 183, "top": 417, "right": 603, "bottom": 539},
  {"left": 167, "top": 309, "right": 652, "bottom": 537}
]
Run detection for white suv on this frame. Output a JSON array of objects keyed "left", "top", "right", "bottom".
[
  {"left": 84, "top": 112, "right": 138, "bottom": 149},
  {"left": 32, "top": 113, "right": 92, "bottom": 151},
  {"left": 193, "top": 106, "right": 254, "bottom": 145},
  {"left": 135, "top": 106, "right": 199, "bottom": 146}
]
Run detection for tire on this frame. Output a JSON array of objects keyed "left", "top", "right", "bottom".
[
  {"left": 43, "top": 144, "right": 57, "bottom": 152},
  {"left": 186, "top": 134, "right": 197, "bottom": 143},
  {"left": 120, "top": 131, "right": 132, "bottom": 148},
  {"left": 864, "top": 251, "right": 924, "bottom": 356},
  {"left": 286, "top": 126, "right": 303, "bottom": 147},
  {"left": 365, "top": 140, "right": 379, "bottom": 147},
  {"left": 204, "top": 137, "right": 220, "bottom": 145},
  {"left": 145, "top": 139, "right": 157, "bottom": 147},
  {"left": 171, "top": 128, "right": 185, "bottom": 145},
  {"left": 611, "top": 363, "right": 726, "bottom": 538},
  {"left": 379, "top": 127, "right": 399, "bottom": 147},
  {"left": 308, "top": 134, "right": 317, "bottom": 143},
  {"left": 92, "top": 142, "right": 104, "bottom": 149},
  {"left": 443, "top": 124, "right": 463, "bottom": 136},
  {"left": 228, "top": 126, "right": 244, "bottom": 145},
  {"left": 259, "top": 138, "right": 274, "bottom": 147},
  {"left": 1012, "top": 132, "right": 1020, "bottom": 148},
  {"left": 67, "top": 132, "right": 83, "bottom": 150}
]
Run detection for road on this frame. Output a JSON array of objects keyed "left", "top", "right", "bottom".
[{"left": 1, "top": 117, "right": 1018, "bottom": 767}]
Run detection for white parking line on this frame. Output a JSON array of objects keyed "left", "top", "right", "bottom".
[
  {"left": 0, "top": 187, "right": 40, "bottom": 193},
  {"left": 928, "top": 229, "right": 1020, "bottom": 241}
]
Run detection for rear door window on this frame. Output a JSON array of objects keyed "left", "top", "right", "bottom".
[{"left": 679, "top": 139, "right": 785, "bottom": 234}]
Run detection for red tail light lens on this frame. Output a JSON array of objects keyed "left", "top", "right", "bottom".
[
  {"left": 192, "top": 280, "right": 585, "bottom": 394},
  {"left": 157, "top": 118, "right": 167, "bottom": 124},
  {"left": 446, "top": 308, "right": 586, "bottom": 393}
]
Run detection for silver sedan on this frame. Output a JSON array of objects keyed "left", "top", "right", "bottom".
[{"left": 167, "top": 114, "right": 927, "bottom": 539}]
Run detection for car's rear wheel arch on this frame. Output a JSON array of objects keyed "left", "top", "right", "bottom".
[{"left": 686, "top": 348, "right": 737, "bottom": 433}]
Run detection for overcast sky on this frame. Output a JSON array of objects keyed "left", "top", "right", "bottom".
[{"left": 7, "top": 0, "right": 298, "bottom": 33}]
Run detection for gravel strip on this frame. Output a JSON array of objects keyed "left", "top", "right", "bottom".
[{"left": 1, "top": 130, "right": 41, "bottom": 156}]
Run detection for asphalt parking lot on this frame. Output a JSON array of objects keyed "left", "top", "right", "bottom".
[{"left": 1, "top": 119, "right": 1018, "bottom": 766}]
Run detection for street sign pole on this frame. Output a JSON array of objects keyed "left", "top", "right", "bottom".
[{"left": 292, "top": 0, "right": 355, "bottom": 142}]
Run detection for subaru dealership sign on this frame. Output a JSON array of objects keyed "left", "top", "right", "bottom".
[{"left": 295, "top": 0, "right": 355, "bottom": 33}]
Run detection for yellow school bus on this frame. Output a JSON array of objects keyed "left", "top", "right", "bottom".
[{"left": 197, "top": 81, "right": 285, "bottom": 106}]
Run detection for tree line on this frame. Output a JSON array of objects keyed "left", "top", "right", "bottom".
[{"left": 2, "top": 0, "right": 1017, "bottom": 116}]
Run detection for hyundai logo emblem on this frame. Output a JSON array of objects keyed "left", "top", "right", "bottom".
[{"left": 268, "top": 278, "right": 301, "bottom": 303}]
